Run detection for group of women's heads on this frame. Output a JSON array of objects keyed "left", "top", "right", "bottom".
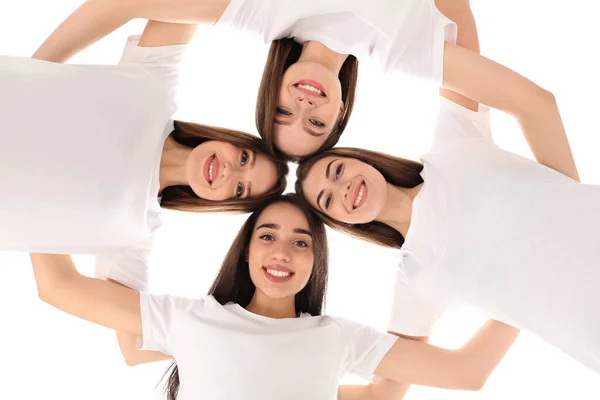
[
  {"left": 158, "top": 37, "right": 425, "bottom": 400},
  {"left": 163, "top": 37, "right": 426, "bottom": 309}
]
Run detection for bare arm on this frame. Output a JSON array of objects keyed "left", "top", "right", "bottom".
[
  {"left": 337, "top": 335, "right": 426, "bottom": 400},
  {"left": 32, "top": 0, "right": 202, "bottom": 62},
  {"left": 375, "top": 320, "right": 519, "bottom": 390},
  {"left": 31, "top": 254, "right": 142, "bottom": 335},
  {"left": 443, "top": 43, "right": 580, "bottom": 181},
  {"left": 108, "top": 280, "right": 172, "bottom": 367}
]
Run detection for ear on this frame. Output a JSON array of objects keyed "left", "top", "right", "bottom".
[{"left": 337, "top": 101, "right": 346, "bottom": 125}]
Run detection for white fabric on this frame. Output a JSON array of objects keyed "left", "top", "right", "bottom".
[
  {"left": 389, "top": 97, "right": 600, "bottom": 373},
  {"left": 0, "top": 36, "right": 188, "bottom": 290},
  {"left": 138, "top": 293, "right": 398, "bottom": 399},
  {"left": 218, "top": 0, "right": 457, "bottom": 85}
]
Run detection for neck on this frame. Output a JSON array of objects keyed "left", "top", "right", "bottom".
[
  {"left": 246, "top": 290, "right": 297, "bottom": 319},
  {"left": 298, "top": 41, "right": 348, "bottom": 75},
  {"left": 376, "top": 183, "right": 423, "bottom": 238},
  {"left": 158, "top": 136, "right": 192, "bottom": 193}
]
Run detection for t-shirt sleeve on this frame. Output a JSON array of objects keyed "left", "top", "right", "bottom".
[
  {"left": 430, "top": 96, "right": 494, "bottom": 152},
  {"left": 387, "top": 271, "right": 445, "bottom": 337},
  {"left": 118, "top": 35, "right": 189, "bottom": 105},
  {"left": 94, "top": 235, "right": 155, "bottom": 292},
  {"left": 336, "top": 318, "right": 399, "bottom": 382},
  {"left": 136, "top": 293, "right": 201, "bottom": 355}
]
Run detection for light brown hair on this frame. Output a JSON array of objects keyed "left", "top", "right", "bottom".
[
  {"left": 160, "top": 121, "right": 289, "bottom": 213},
  {"left": 296, "top": 148, "right": 424, "bottom": 248},
  {"left": 162, "top": 194, "right": 329, "bottom": 399},
  {"left": 256, "top": 38, "right": 359, "bottom": 162}
]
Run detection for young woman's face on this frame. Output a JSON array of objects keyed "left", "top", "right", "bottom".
[
  {"left": 248, "top": 202, "right": 315, "bottom": 300},
  {"left": 302, "top": 156, "right": 387, "bottom": 224},
  {"left": 186, "top": 140, "right": 278, "bottom": 201},
  {"left": 274, "top": 62, "right": 344, "bottom": 158}
]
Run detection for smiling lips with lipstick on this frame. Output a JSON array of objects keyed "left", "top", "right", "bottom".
[
  {"left": 294, "top": 80, "right": 327, "bottom": 98},
  {"left": 262, "top": 264, "right": 295, "bottom": 284},
  {"left": 204, "top": 154, "right": 219, "bottom": 185},
  {"left": 352, "top": 180, "right": 367, "bottom": 210}
]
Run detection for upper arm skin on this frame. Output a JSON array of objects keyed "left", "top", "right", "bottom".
[
  {"left": 375, "top": 321, "right": 519, "bottom": 390},
  {"left": 337, "top": 334, "right": 428, "bottom": 400},
  {"left": 138, "top": 21, "right": 199, "bottom": 47},
  {"left": 119, "top": 0, "right": 230, "bottom": 24},
  {"left": 108, "top": 280, "right": 172, "bottom": 366},
  {"left": 435, "top": 0, "right": 480, "bottom": 111},
  {"left": 31, "top": 254, "right": 142, "bottom": 335}
]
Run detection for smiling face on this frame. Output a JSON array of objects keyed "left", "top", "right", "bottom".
[
  {"left": 273, "top": 62, "right": 344, "bottom": 158},
  {"left": 186, "top": 140, "right": 279, "bottom": 201},
  {"left": 247, "top": 202, "right": 315, "bottom": 301},
  {"left": 302, "top": 156, "right": 388, "bottom": 224}
]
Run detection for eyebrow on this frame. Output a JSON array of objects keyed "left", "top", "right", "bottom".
[
  {"left": 274, "top": 120, "right": 325, "bottom": 137},
  {"left": 255, "top": 223, "right": 312, "bottom": 237},
  {"left": 316, "top": 158, "right": 338, "bottom": 211}
]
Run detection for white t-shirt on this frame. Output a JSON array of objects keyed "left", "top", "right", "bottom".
[
  {"left": 138, "top": 293, "right": 398, "bottom": 399},
  {"left": 389, "top": 97, "right": 600, "bottom": 373},
  {"left": 218, "top": 0, "right": 457, "bottom": 85},
  {"left": 0, "top": 36, "right": 188, "bottom": 290}
]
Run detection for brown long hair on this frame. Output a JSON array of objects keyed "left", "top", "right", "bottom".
[
  {"left": 162, "top": 194, "right": 329, "bottom": 399},
  {"left": 160, "top": 121, "right": 289, "bottom": 213},
  {"left": 256, "top": 38, "right": 359, "bottom": 162},
  {"left": 296, "top": 148, "right": 424, "bottom": 248}
]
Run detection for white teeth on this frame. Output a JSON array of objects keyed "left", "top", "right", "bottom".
[
  {"left": 208, "top": 158, "right": 215, "bottom": 183},
  {"left": 297, "top": 84, "right": 323, "bottom": 95},
  {"left": 353, "top": 183, "right": 365, "bottom": 208},
  {"left": 266, "top": 269, "right": 291, "bottom": 278}
]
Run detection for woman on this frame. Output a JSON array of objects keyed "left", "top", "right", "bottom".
[
  {"left": 295, "top": 57, "right": 600, "bottom": 380},
  {"left": 54, "top": 0, "right": 505, "bottom": 161},
  {"left": 1, "top": 11, "right": 288, "bottom": 291},
  {"left": 31, "top": 194, "right": 519, "bottom": 399}
]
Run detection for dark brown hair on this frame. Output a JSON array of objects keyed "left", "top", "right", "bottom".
[
  {"left": 160, "top": 121, "right": 289, "bottom": 213},
  {"left": 296, "top": 148, "right": 424, "bottom": 248},
  {"left": 256, "top": 38, "right": 359, "bottom": 162},
  {"left": 162, "top": 194, "right": 329, "bottom": 399}
]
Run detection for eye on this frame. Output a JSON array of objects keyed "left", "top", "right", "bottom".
[
  {"left": 309, "top": 119, "right": 325, "bottom": 128},
  {"left": 236, "top": 182, "right": 245, "bottom": 198},
  {"left": 240, "top": 150, "right": 249, "bottom": 167},
  {"left": 334, "top": 164, "right": 343, "bottom": 180},
  {"left": 259, "top": 234, "right": 274, "bottom": 241},
  {"left": 325, "top": 194, "right": 332, "bottom": 210},
  {"left": 276, "top": 107, "right": 292, "bottom": 116},
  {"left": 294, "top": 240, "right": 309, "bottom": 248}
]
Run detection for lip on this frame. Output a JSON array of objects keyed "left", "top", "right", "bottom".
[
  {"left": 203, "top": 154, "right": 219, "bottom": 186},
  {"left": 351, "top": 180, "right": 367, "bottom": 210},
  {"left": 294, "top": 79, "right": 327, "bottom": 98},
  {"left": 262, "top": 265, "right": 295, "bottom": 284}
]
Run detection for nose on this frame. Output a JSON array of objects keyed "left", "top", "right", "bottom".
[
  {"left": 340, "top": 180, "right": 351, "bottom": 201},
  {"left": 295, "top": 96, "right": 315, "bottom": 108},
  {"left": 270, "top": 242, "right": 291, "bottom": 263},
  {"left": 222, "top": 160, "right": 243, "bottom": 181}
]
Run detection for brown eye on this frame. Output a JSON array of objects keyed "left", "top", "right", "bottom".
[
  {"left": 236, "top": 182, "right": 244, "bottom": 198},
  {"left": 276, "top": 107, "right": 292, "bottom": 116},
  {"left": 325, "top": 194, "right": 332, "bottom": 210},
  {"left": 309, "top": 119, "right": 325, "bottom": 128},
  {"left": 240, "top": 150, "right": 249, "bottom": 167},
  {"left": 335, "top": 164, "right": 343, "bottom": 180}
]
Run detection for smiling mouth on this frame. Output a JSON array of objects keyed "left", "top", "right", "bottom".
[
  {"left": 262, "top": 266, "right": 295, "bottom": 283},
  {"left": 294, "top": 80, "right": 326, "bottom": 98},
  {"left": 204, "top": 154, "right": 218, "bottom": 186},
  {"left": 353, "top": 180, "right": 367, "bottom": 210}
]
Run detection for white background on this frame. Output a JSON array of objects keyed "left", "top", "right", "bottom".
[{"left": 1, "top": 0, "right": 599, "bottom": 399}]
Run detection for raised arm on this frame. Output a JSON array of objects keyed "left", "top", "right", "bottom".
[
  {"left": 31, "top": 254, "right": 142, "bottom": 335},
  {"left": 375, "top": 320, "right": 519, "bottom": 390},
  {"left": 32, "top": 0, "right": 206, "bottom": 62},
  {"left": 442, "top": 43, "right": 580, "bottom": 181}
]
